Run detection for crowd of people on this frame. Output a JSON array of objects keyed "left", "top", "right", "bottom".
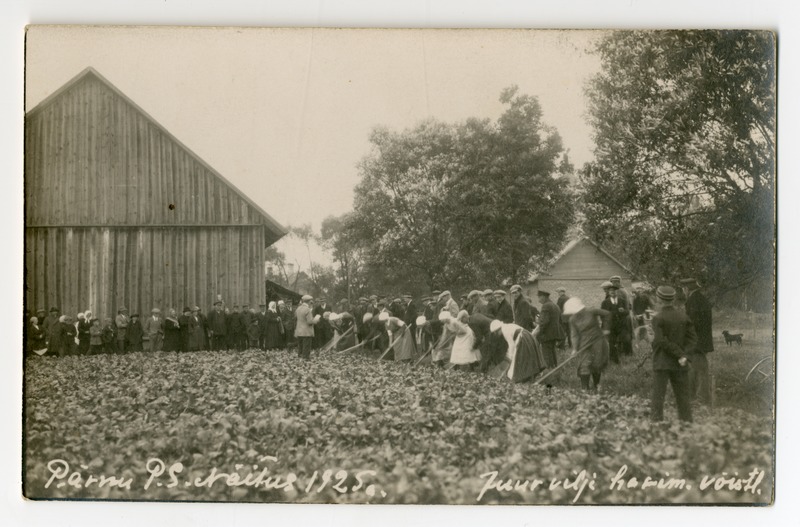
[{"left": 25, "top": 275, "right": 713, "bottom": 424}]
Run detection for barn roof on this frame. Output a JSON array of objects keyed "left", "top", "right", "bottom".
[
  {"left": 26, "top": 67, "right": 288, "bottom": 245},
  {"left": 528, "top": 237, "right": 636, "bottom": 282}
]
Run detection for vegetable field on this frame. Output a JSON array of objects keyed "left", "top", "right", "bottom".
[{"left": 24, "top": 336, "right": 773, "bottom": 505}]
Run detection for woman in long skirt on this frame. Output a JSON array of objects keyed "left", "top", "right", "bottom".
[
  {"left": 563, "top": 298, "right": 611, "bottom": 392},
  {"left": 163, "top": 309, "right": 182, "bottom": 352},
  {"left": 489, "top": 320, "right": 547, "bottom": 383},
  {"left": 443, "top": 310, "right": 480, "bottom": 369},
  {"left": 264, "top": 301, "right": 283, "bottom": 350},
  {"left": 381, "top": 312, "right": 415, "bottom": 361}
]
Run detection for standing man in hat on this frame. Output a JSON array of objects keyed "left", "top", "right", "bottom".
[
  {"left": 682, "top": 278, "right": 714, "bottom": 405},
  {"left": 650, "top": 286, "right": 696, "bottom": 422},
  {"left": 313, "top": 297, "right": 332, "bottom": 348},
  {"left": 601, "top": 284, "right": 631, "bottom": 364},
  {"left": 510, "top": 285, "right": 536, "bottom": 331},
  {"left": 207, "top": 300, "right": 228, "bottom": 350},
  {"left": 438, "top": 291, "right": 460, "bottom": 318},
  {"left": 294, "top": 295, "right": 317, "bottom": 359},
  {"left": 493, "top": 290, "right": 514, "bottom": 323},
  {"left": 115, "top": 307, "right": 130, "bottom": 353},
  {"left": 143, "top": 308, "right": 164, "bottom": 352},
  {"left": 533, "top": 290, "right": 563, "bottom": 368}
]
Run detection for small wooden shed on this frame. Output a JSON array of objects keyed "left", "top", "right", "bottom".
[
  {"left": 25, "top": 67, "right": 287, "bottom": 318},
  {"left": 524, "top": 237, "right": 637, "bottom": 307}
]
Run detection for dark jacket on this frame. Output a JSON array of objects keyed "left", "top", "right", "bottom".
[
  {"left": 537, "top": 299, "right": 564, "bottom": 342},
  {"left": 513, "top": 296, "right": 537, "bottom": 331},
  {"left": 402, "top": 300, "right": 418, "bottom": 327},
  {"left": 495, "top": 299, "right": 514, "bottom": 324},
  {"left": 684, "top": 289, "right": 714, "bottom": 353},
  {"left": 207, "top": 309, "right": 227, "bottom": 336},
  {"left": 651, "top": 305, "right": 697, "bottom": 371},
  {"left": 601, "top": 295, "right": 631, "bottom": 341}
]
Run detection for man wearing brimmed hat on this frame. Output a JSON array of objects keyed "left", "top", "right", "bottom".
[
  {"left": 510, "top": 285, "right": 536, "bottom": 331},
  {"left": 401, "top": 293, "right": 418, "bottom": 330},
  {"left": 144, "top": 308, "right": 164, "bottom": 352},
  {"left": 438, "top": 291, "right": 459, "bottom": 318},
  {"left": 493, "top": 290, "right": 514, "bottom": 323},
  {"left": 681, "top": 278, "right": 713, "bottom": 405},
  {"left": 295, "top": 294, "right": 317, "bottom": 359},
  {"left": 650, "top": 285, "right": 696, "bottom": 423}
]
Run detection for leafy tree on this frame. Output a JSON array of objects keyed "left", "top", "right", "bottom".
[
  {"left": 581, "top": 30, "right": 775, "bottom": 309},
  {"left": 351, "top": 87, "right": 575, "bottom": 290}
]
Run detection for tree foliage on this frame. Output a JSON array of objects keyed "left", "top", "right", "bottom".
[
  {"left": 580, "top": 30, "right": 775, "bottom": 308},
  {"left": 350, "top": 87, "right": 575, "bottom": 290}
]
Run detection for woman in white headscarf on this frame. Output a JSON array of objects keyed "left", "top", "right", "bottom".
[
  {"left": 563, "top": 297, "right": 611, "bottom": 392},
  {"left": 443, "top": 310, "right": 480, "bottom": 369},
  {"left": 264, "top": 301, "right": 283, "bottom": 350},
  {"left": 489, "top": 319, "right": 547, "bottom": 383}
]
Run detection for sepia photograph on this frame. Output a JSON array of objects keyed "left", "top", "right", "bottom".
[{"left": 21, "top": 25, "right": 775, "bottom": 507}]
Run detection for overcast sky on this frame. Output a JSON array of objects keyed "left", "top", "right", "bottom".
[{"left": 26, "top": 27, "right": 603, "bottom": 236}]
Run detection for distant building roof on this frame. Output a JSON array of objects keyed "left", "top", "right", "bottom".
[{"left": 528, "top": 237, "right": 636, "bottom": 282}]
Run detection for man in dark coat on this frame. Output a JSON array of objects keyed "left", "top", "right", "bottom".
[
  {"left": 510, "top": 284, "right": 537, "bottom": 331},
  {"left": 227, "top": 305, "right": 246, "bottom": 350},
  {"left": 555, "top": 287, "right": 571, "bottom": 349},
  {"left": 483, "top": 289, "right": 498, "bottom": 318},
  {"left": 650, "top": 286, "right": 696, "bottom": 422},
  {"left": 401, "top": 293, "right": 418, "bottom": 328},
  {"left": 178, "top": 307, "right": 193, "bottom": 352},
  {"left": 534, "top": 290, "right": 563, "bottom": 368},
  {"left": 493, "top": 290, "right": 514, "bottom": 323},
  {"left": 206, "top": 301, "right": 228, "bottom": 350},
  {"left": 682, "top": 278, "right": 714, "bottom": 404},
  {"left": 601, "top": 285, "right": 631, "bottom": 364}
]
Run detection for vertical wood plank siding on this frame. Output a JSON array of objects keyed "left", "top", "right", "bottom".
[
  {"left": 25, "top": 71, "right": 283, "bottom": 317},
  {"left": 25, "top": 226, "right": 266, "bottom": 319}
]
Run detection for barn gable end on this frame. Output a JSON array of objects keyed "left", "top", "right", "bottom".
[{"left": 25, "top": 67, "right": 286, "bottom": 318}]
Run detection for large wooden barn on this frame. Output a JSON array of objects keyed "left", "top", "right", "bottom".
[
  {"left": 523, "top": 237, "right": 638, "bottom": 307},
  {"left": 25, "top": 67, "right": 287, "bottom": 318}
]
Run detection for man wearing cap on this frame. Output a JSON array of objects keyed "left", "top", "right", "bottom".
[
  {"left": 482, "top": 289, "right": 498, "bottom": 318},
  {"left": 493, "top": 290, "right": 514, "bottom": 323},
  {"left": 144, "top": 308, "right": 164, "bottom": 352},
  {"left": 438, "top": 291, "right": 460, "bottom": 318},
  {"left": 353, "top": 297, "right": 369, "bottom": 344},
  {"left": 533, "top": 290, "right": 563, "bottom": 368},
  {"left": 295, "top": 295, "right": 317, "bottom": 359},
  {"left": 115, "top": 307, "right": 130, "bottom": 353},
  {"left": 207, "top": 301, "right": 228, "bottom": 350},
  {"left": 682, "top": 278, "right": 713, "bottom": 405},
  {"left": 650, "top": 285, "right": 696, "bottom": 422},
  {"left": 510, "top": 285, "right": 536, "bottom": 332}
]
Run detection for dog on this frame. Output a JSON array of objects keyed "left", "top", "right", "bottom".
[{"left": 722, "top": 330, "right": 744, "bottom": 346}]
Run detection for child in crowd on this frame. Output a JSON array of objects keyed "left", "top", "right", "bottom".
[{"left": 101, "top": 318, "right": 116, "bottom": 354}]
